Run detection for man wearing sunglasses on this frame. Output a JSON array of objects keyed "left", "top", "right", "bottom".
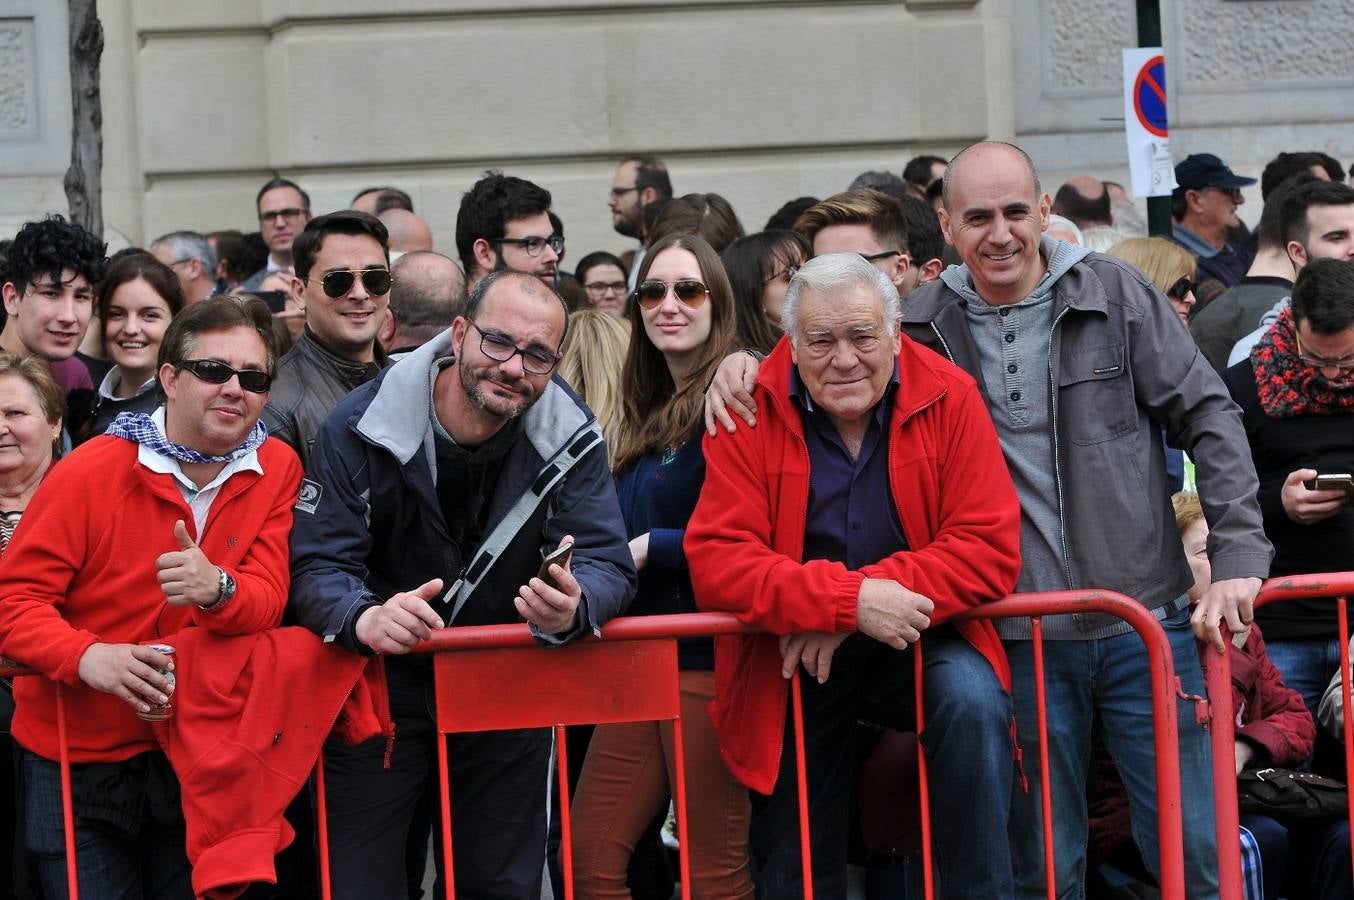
[
  {"left": 289, "top": 268, "right": 634, "bottom": 899},
  {"left": 455, "top": 171, "right": 563, "bottom": 292},
  {"left": 1171, "top": 153, "right": 1258, "bottom": 303},
  {"left": 0, "top": 295, "right": 302, "bottom": 898},
  {"left": 243, "top": 176, "right": 313, "bottom": 293},
  {"left": 262, "top": 211, "right": 392, "bottom": 468}
]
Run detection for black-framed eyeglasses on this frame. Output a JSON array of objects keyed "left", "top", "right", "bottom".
[
  {"left": 468, "top": 320, "right": 561, "bottom": 375},
  {"left": 634, "top": 279, "right": 711, "bottom": 310},
  {"left": 491, "top": 235, "right": 564, "bottom": 258},
  {"left": 860, "top": 250, "right": 903, "bottom": 264},
  {"left": 1294, "top": 331, "right": 1354, "bottom": 374},
  {"left": 311, "top": 268, "right": 393, "bottom": 299},
  {"left": 179, "top": 359, "right": 272, "bottom": 393},
  {"left": 584, "top": 280, "right": 628, "bottom": 296},
  {"left": 258, "top": 207, "right": 308, "bottom": 224},
  {"left": 609, "top": 186, "right": 640, "bottom": 198},
  {"left": 1167, "top": 276, "right": 1196, "bottom": 302},
  {"left": 763, "top": 264, "right": 800, "bottom": 285}
]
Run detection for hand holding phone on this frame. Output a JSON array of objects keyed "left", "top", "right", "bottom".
[
  {"left": 1286, "top": 469, "right": 1351, "bottom": 525},
  {"left": 535, "top": 540, "right": 575, "bottom": 590}
]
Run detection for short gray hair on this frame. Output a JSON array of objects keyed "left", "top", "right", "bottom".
[
  {"left": 781, "top": 253, "right": 901, "bottom": 343},
  {"left": 151, "top": 230, "right": 217, "bottom": 276}
]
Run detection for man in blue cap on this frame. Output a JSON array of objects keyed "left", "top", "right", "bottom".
[{"left": 1172, "top": 153, "right": 1259, "bottom": 303}]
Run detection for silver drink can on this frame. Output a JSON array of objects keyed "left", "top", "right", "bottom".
[{"left": 136, "top": 643, "right": 176, "bottom": 722}]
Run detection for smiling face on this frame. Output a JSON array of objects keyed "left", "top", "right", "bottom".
[
  {"left": 292, "top": 232, "right": 390, "bottom": 362},
  {"left": 0, "top": 373, "right": 59, "bottom": 484},
  {"left": 160, "top": 325, "right": 270, "bottom": 456},
  {"left": 939, "top": 145, "right": 1052, "bottom": 305},
  {"left": 638, "top": 247, "right": 713, "bottom": 382},
  {"left": 2, "top": 269, "right": 94, "bottom": 361},
  {"left": 789, "top": 282, "right": 900, "bottom": 429},
  {"left": 104, "top": 277, "right": 173, "bottom": 381}
]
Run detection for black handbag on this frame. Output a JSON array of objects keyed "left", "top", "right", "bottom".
[{"left": 1236, "top": 767, "right": 1348, "bottom": 820}]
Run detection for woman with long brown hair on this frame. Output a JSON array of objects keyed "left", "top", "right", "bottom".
[{"left": 570, "top": 234, "right": 753, "bottom": 898}]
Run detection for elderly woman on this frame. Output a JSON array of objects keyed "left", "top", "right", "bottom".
[{"left": 0, "top": 354, "right": 64, "bottom": 552}]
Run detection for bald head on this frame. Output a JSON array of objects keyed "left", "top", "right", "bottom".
[
  {"left": 379, "top": 208, "right": 434, "bottom": 254},
  {"left": 943, "top": 141, "right": 1042, "bottom": 212},
  {"left": 1052, "top": 175, "right": 1112, "bottom": 227},
  {"left": 385, "top": 251, "right": 465, "bottom": 350}
]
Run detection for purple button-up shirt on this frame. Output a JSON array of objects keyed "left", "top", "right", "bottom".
[{"left": 790, "top": 363, "right": 908, "bottom": 569}]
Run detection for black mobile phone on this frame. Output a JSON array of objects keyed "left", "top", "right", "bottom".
[
  {"left": 255, "top": 290, "right": 288, "bottom": 313},
  {"left": 535, "top": 541, "right": 575, "bottom": 589}
]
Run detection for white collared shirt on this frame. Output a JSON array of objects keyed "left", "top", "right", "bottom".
[
  {"left": 96, "top": 366, "right": 155, "bottom": 402},
  {"left": 136, "top": 407, "right": 263, "bottom": 535}
]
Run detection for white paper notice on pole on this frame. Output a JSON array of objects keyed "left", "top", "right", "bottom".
[{"left": 1123, "top": 48, "right": 1176, "bottom": 198}]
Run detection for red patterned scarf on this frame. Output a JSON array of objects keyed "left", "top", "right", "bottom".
[{"left": 1252, "top": 307, "right": 1354, "bottom": 418}]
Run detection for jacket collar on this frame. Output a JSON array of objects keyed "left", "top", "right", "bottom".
[
  {"left": 296, "top": 328, "right": 387, "bottom": 385},
  {"left": 756, "top": 332, "right": 949, "bottom": 433},
  {"left": 352, "top": 330, "right": 595, "bottom": 466}
]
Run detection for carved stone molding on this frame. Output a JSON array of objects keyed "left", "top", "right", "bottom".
[{"left": 0, "top": 19, "right": 36, "bottom": 135}]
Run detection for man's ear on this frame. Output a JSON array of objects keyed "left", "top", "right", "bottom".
[
  {"left": 2, "top": 282, "right": 20, "bottom": 317},
  {"left": 288, "top": 273, "right": 307, "bottom": 313},
  {"left": 1287, "top": 240, "right": 1309, "bottom": 271},
  {"left": 937, "top": 207, "right": 954, "bottom": 247},
  {"left": 378, "top": 308, "right": 398, "bottom": 346},
  {"left": 158, "top": 362, "right": 179, "bottom": 401},
  {"left": 890, "top": 253, "right": 913, "bottom": 290},
  {"left": 472, "top": 238, "right": 497, "bottom": 275},
  {"left": 639, "top": 187, "right": 658, "bottom": 207},
  {"left": 918, "top": 257, "right": 945, "bottom": 285}
]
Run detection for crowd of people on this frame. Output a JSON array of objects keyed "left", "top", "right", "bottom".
[{"left": 0, "top": 138, "right": 1349, "bottom": 900}]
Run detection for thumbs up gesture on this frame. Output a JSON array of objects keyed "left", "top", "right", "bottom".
[{"left": 156, "top": 519, "right": 221, "bottom": 607}]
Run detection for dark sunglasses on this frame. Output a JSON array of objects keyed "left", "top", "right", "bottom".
[
  {"left": 634, "top": 279, "right": 710, "bottom": 310},
  {"left": 314, "top": 268, "right": 392, "bottom": 299},
  {"left": 180, "top": 359, "right": 272, "bottom": 393},
  {"left": 1167, "top": 277, "right": 1196, "bottom": 302}
]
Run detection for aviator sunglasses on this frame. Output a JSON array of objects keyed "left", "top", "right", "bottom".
[
  {"left": 314, "top": 268, "right": 393, "bottom": 299},
  {"left": 179, "top": 359, "right": 273, "bottom": 393},
  {"left": 634, "top": 279, "right": 710, "bottom": 310}
]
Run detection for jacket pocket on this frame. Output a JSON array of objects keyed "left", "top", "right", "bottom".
[{"left": 1058, "top": 342, "right": 1135, "bottom": 445}]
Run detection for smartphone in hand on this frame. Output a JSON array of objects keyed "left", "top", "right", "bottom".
[
  {"left": 535, "top": 541, "right": 575, "bottom": 590},
  {"left": 1304, "top": 473, "right": 1354, "bottom": 496}
]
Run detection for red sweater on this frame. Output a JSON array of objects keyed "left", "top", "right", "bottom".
[
  {"left": 685, "top": 335, "right": 1022, "bottom": 794},
  {"left": 0, "top": 434, "right": 302, "bottom": 763}
]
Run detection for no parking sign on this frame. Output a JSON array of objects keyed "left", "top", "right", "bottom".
[{"left": 1123, "top": 48, "right": 1177, "bottom": 198}]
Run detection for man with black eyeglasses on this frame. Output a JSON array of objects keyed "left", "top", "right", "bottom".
[
  {"left": 243, "top": 176, "right": 313, "bottom": 292},
  {"left": 455, "top": 170, "right": 564, "bottom": 292},
  {"left": 289, "top": 268, "right": 635, "bottom": 899},
  {"left": 262, "top": 210, "right": 392, "bottom": 468},
  {"left": 608, "top": 156, "right": 673, "bottom": 286}
]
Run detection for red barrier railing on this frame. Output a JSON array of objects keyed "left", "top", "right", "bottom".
[{"left": 1204, "top": 572, "right": 1354, "bottom": 898}]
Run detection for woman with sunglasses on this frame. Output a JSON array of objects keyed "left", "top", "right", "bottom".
[
  {"left": 74, "top": 252, "right": 186, "bottom": 442},
  {"left": 721, "top": 230, "right": 812, "bottom": 354},
  {"left": 571, "top": 234, "right": 754, "bottom": 899},
  {"left": 1108, "top": 237, "right": 1199, "bottom": 325}
]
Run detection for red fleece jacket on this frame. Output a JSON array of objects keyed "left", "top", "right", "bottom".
[
  {"left": 0, "top": 434, "right": 302, "bottom": 762},
  {"left": 685, "top": 335, "right": 1022, "bottom": 794},
  {"left": 156, "top": 626, "right": 378, "bottom": 900}
]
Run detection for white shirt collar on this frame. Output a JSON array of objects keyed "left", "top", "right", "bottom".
[{"left": 136, "top": 406, "right": 263, "bottom": 495}]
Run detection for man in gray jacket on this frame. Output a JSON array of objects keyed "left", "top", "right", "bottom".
[
  {"left": 919, "top": 142, "right": 1270, "bottom": 898},
  {"left": 703, "top": 141, "right": 1272, "bottom": 897}
]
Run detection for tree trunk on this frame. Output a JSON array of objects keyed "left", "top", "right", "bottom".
[{"left": 64, "top": 0, "right": 103, "bottom": 236}]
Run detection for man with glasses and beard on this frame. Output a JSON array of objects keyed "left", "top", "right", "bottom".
[
  {"left": 288, "top": 269, "right": 634, "bottom": 899},
  {"left": 608, "top": 156, "right": 673, "bottom": 287},
  {"left": 455, "top": 171, "right": 564, "bottom": 293},
  {"left": 262, "top": 210, "right": 392, "bottom": 468}
]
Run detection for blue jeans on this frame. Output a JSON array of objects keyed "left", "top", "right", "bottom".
[
  {"left": 1005, "top": 608, "right": 1218, "bottom": 900},
  {"left": 1262, "top": 636, "right": 1342, "bottom": 720},
  {"left": 21, "top": 751, "right": 191, "bottom": 900},
  {"left": 750, "top": 629, "right": 1015, "bottom": 899}
]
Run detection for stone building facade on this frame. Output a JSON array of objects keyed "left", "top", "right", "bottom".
[{"left": 2, "top": 0, "right": 1351, "bottom": 255}]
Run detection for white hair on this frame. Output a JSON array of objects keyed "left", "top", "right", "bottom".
[
  {"left": 1045, "top": 214, "right": 1085, "bottom": 246},
  {"left": 781, "top": 252, "right": 901, "bottom": 343}
]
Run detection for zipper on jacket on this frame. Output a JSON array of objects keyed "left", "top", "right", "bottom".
[
  {"left": 929, "top": 322, "right": 956, "bottom": 365},
  {"left": 1047, "top": 307, "right": 1076, "bottom": 589}
]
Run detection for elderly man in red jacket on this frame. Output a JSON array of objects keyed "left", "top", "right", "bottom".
[
  {"left": 685, "top": 252, "right": 1022, "bottom": 898},
  {"left": 0, "top": 296, "right": 302, "bottom": 900}
]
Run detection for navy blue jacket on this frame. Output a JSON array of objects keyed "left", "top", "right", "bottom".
[{"left": 287, "top": 331, "right": 636, "bottom": 651}]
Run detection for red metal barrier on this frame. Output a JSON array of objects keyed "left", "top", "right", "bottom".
[{"left": 1205, "top": 572, "right": 1354, "bottom": 899}]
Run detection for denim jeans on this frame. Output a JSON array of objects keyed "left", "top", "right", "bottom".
[
  {"left": 1262, "top": 636, "right": 1342, "bottom": 720},
  {"left": 1005, "top": 607, "right": 1218, "bottom": 900},
  {"left": 750, "top": 629, "right": 1015, "bottom": 899},
  {"left": 21, "top": 751, "right": 191, "bottom": 900}
]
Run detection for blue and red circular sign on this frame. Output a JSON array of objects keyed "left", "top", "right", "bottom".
[{"left": 1133, "top": 55, "right": 1168, "bottom": 137}]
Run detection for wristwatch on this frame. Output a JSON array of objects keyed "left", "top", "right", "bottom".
[{"left": 201, "top": 567, "right": 237, "bottom": 612}]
